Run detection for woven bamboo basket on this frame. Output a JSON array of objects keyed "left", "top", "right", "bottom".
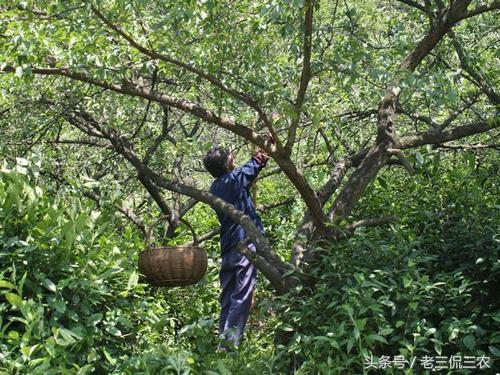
[{"left": 139, "top": 216, "right": 207, "bottom": 287}]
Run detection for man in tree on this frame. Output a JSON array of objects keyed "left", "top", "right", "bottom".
[{"left": 203, "top": 142, "right": 272, "bottom": 351}]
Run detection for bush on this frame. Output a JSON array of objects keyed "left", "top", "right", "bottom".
[{"left": 272, "top": 151, "right": 499, "bottom": 374}]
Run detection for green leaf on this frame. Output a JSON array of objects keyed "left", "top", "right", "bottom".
[
  {"left": 346, "top": 338, "right": 355, "bottom": 353},
  {"left": 433, "top": 339, "right": 442, "bottom": 355},
  {"left": 489, "top": 345, "right": 500, "bottom": 357},
  {"left": 463, "top": 335, "right": 475, "bottom": 351},
  {"left": 402, "top": 275, "right": 412, "bottom": 288},
  {"left": 0, "top": 280, "right": 15, "bottom": 289},
  {"left": 87, "top": 313, "right": 103, "bottom": 326},
  {"left": 54, "top": 327, "right": 81, "bottom": 346},
  {"left": 100, "top": 267, "right": 124, "bottom": 279},
  {"left": 105, "top": 325, "right": 122, "bottom": 336},
  {"left": 127, "top": 271, "right": 139, "bottom": 290},
  {"left": 379, "top": 328, "right": 394, "bottom": 336},
  {"left": 354, "top": 327, "right": 360, "bottom": 340},
  {"left": 425, "top": 328, "right": 436, "bottom": 337},
  {"left": 53, "top": 298, "right": 66, "bottom": 314},
  {"left": 43, "top": 278, "right": 57, "bottom": 293},
  {"left": 367, "top": 334, "right": 388, "bottom": 344},
  {"left": 378, "top": 176, "right": 388, "bottom": 189},
  {"left": 415, "top": 151, "right": 424, "bottom": 165},
  {"left": 280, "top": 325, "right": 294, "bottom": 332},
  {"left": 6, "top": 293, "right": 23, "bottom": 307},
  {"left": 102, "top": 348, "right": 116, "bottom": 365},
  {"left": 355, "top": 318, "right": 367, "bottom": 330}
]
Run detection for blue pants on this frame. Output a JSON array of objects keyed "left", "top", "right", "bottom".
[{"left": 218, "top": 244, "right": 257, "bottom": 349}]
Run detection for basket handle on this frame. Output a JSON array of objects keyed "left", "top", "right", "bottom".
[{"left": 145, "top": 215, "right": 199, "bottom": 249}]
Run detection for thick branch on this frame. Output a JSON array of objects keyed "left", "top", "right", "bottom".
[
  {"left": 256, "top": 197, "right": 295, "bottom": 211},
  {"left": 143, "top": 106, "right": 177, "bottom": 164},
  {"left": 237, "top": 240, "right": 286, "bottom": 293},
  {"left": 136, "top": 172, "right": 174, "bottom": 220},
  {"left": 317, "top": 149, "right": 369, "bottom": 206},
  {"left": 400, "top": 0, "right": 473, "bottom": 71},
  {"left": 436, "top": 142, "right": 500, "bottom": 150},
  {"left": 398, "top": 121, "right": 499, "bottom": 149},
  {"left": 185, "top": 227, "right": 220, "bottom": 246}
]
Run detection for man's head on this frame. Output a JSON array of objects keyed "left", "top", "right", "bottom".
[{"left": 203, "top": 146, "right": 235, "bottom": 178}]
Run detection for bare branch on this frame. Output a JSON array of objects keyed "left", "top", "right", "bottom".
[
  {"left": 400, "top": 0, "right": 473, "bottom": 71},
  {"left": 50, "top": 139, "right": 109, "bottom": 147},
  {"left": 130, "top": 66, "right": 158, "bottom": 139},
  {"left": 50, "top": 101, "right": 292, "bottom": 291},
  {"left": 185, "top": 226, "right": 220, "bottom": 246},
  {"left": 183, "top": 197, "right": 295, "bottom": 247},
  {"left": 0, "top": 66, "right": 276, "bottom": 150},
  {"left": 54, "top": 102, "right": 177, "bottom": 222},
  {"left": 237, "top": 240, "right": 287, "bottom": 294},
  {"left": 323, "top": 0, "right": 475, "bottom": 223},
  {"left": 387, "top": 148, "right": 415, "bottom": 175},
  {"left": 143, "top": 106, "right": 177, "bottom": 164}
]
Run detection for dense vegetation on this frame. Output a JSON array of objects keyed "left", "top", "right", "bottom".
[
  {"left": 1, "top": 149, "right": 498, "bottom": 374},
  {"left": 1, "top": 0, "right": 499, "bottom": 373}
]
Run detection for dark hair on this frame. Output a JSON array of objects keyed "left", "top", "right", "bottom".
[{"left": 203, "top": 146, "right": 231, "bottom": 178}]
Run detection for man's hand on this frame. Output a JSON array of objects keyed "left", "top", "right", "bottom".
[
  {"left": 252, "top": 149, "right": 270, "bottom": 167},
  {"left": 252, "top": 132, "right": 275, "bottom": 166}
]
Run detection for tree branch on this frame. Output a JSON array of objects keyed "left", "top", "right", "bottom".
[
  {"left": 456, "top": 1, "right": 500, "bottom": 21},
  {"left": 2, "top": 64, "right": 326, "bottom": 236},
  {"left": 43, "top": 170, "right": 147, "bottom": 235},
  {"left": 327, "top": 0, "right": 474, "bottom": 221},
  {"left": 436, "top": 142, "right": 500, "bottom": 151},
  {"left": 398, "top": 120, "right": 499, "bottom": 149},
  {"left": 345, "top": 215, "right": 399, "bottom": 231},
  {"left": 143, "top": 106, "right": 177, "bottom": 164},
  {"left": 395, "top": 0, "right": 430, "bottom": 14},
  {"left": 448, "top": 30, "right": 499, "bottom": 105},
  {"left": 256, "top": 197, "right": 295, "bottom": 211},
  {"left": 51, "top": 102, "right": 292, "bottom": 292},
  {"left": 285, "top": 0, "right": 314, "bottom": 153},
  {"left": 130, "top": 66, "right": 158, "bottom": 139},
  {"left": 91, "top": 5, "right": 277, "bottom": 137}
]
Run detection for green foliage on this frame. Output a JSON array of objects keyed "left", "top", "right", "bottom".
[
  {"left": 271, "top": 151, "right": 499, "bottom": 374},
  {"left": 1, "top": 146, "right": 498, "bottom": 374},
  {"left": 0, "top": 159, "right": 278, "bottom": 374},
  {"left": 0, "top": 0, "right": 499, "bottom": 373}
]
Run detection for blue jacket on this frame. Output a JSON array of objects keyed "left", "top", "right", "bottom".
[{"left": 209, "top": 158, "right": 265, "bottom": 254}]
